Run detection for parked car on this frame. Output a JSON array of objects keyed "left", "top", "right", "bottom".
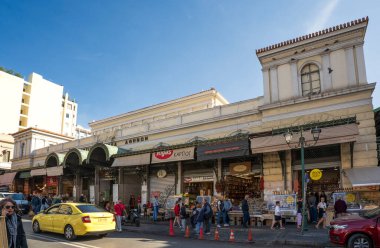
[
  {"left": 32, "top": 203, "right": 115, "bottom": 240},
  {"left": 0, "top": 192, "right": 29, "bottom": 214},
  {"left": 329, "top": 207, "right": 380, "bottom": 248}
]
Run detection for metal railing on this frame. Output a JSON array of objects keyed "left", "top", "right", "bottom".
[{"left": 0, "top": 216, "right": 8, "bottom": 248}]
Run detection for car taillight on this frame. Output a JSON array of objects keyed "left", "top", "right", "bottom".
[{"left": 82, "top": 216, "right": 91, "bottom": 223}]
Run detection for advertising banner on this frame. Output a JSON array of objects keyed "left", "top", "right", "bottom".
[{"left": 151, "top": 147, "right": 195, "bottom": 164}]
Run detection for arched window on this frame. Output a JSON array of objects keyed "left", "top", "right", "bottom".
[{"left": 301, "top": 64, "right": 321, "bottom": 96}]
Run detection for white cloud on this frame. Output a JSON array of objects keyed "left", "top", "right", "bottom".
[{"left": 306, "top": 0, "right": 341, "bottom": 33}]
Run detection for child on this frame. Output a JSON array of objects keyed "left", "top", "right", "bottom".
[
  {"left": 271, "top": 201, "right": 285, "bottom": 230},
  {"left": 296, "top": 200, "right": 302, "bottom": 229}
]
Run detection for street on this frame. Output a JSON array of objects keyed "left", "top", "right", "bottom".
[{"left": 22, "top": 219, "right": 334, "bottom": 248}]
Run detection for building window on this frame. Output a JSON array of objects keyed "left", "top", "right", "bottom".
[
  {"left": 20, "top": 143, "right": 25, "bottom": 157},
  {"left": 301, "top": 63, "right": 321, "bottom": 96},
  {"left": 66, "top": 113, "right": 70, "bottom": 118}
]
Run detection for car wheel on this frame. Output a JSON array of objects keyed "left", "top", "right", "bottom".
[
  {"left": 98, "top": 233, "right": 108, "bottom": 238},
  {"left": 32, "top": 221, "right": 41, "bottom": 233},
  {"left": 64, "top": 225, "right": 77, "bottom": 241},
  {"left": 347, "top": 233, "right": 373, "bottom": 248}
]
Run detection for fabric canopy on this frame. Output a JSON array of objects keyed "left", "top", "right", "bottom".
[
  {"left": 46, "top": 166, "right": 64, "bottom": 176},
  {"left": 19, "top": 171, "right": 31, "bottom": 179},
  {"left": 111, "top": 153, "right": 151, "bottom": 167},
  {"left": 251, "top": 123, "right": 359, "bottom": 154},
  {"left": 0, "top": 172, "right": 17, "bottom": 186},
  {"left": 344, "top": 167, "right": 380, "bottom": 187},
  {"left": 30, "top": 168, "right": 47, "bottom": 177}
]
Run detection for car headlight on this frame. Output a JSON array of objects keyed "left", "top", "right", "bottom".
[{"left": 332, "top": 224, "right": 348, "bottom": 229}]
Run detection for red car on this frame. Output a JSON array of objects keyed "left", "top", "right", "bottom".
[{"left": 329, "top": 207, "right": 380, "bottom": 248}]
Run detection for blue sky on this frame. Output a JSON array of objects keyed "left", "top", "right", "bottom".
[{"left": 1, "top": 0, "right": 379, "bottom": 128}]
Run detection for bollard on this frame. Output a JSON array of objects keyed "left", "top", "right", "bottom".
[
  {"left": 169, "top": 219, "right": 175, "bottom": 236},
  {"left": 229, "top": 229, "right": 235, "bottom": 242}
]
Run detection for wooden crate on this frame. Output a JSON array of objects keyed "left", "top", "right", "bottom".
[{"left": 0, "top": 216, "right": 8, "bottom": 248}]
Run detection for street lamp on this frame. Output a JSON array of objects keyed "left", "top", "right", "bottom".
[{"left": 283, "top": 126, "right": 321, "bottom": 235}]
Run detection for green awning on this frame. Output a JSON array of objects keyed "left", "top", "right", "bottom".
[{"left": 19, "top": 171, "right": 31, "bottom": 179}]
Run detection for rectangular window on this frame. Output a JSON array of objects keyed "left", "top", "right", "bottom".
[{"left": 66, "top": 113, "right": 70, "bottom": 118}]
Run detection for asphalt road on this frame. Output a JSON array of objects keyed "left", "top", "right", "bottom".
[{"left": 23, "top": 219, "right": 338, "bottom": 248}]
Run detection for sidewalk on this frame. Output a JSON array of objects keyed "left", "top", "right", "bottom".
[{"left": 122, "top": 220, "right": 331, "bottom": 247}]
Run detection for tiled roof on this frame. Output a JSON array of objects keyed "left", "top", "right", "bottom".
[{"left": 256, "top": 17, "right": 368, "bottom": 54}]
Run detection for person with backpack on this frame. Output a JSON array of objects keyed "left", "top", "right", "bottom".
[
  {"left": 31, "top": 193, "right": 41, "bottom": 214},
  {"left": 180, "top": 202, "right": 187, "bottom": 231},
  {"left": 193, "top": 203, "right": 204, "bottom": 236},
  {"left": 202, "top": 198, "right": 213, "bottom": 235},
  {"left": 222, "top": 197, "right": 232, "bottom": 227}
]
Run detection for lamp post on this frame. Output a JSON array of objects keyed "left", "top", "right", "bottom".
[{"left": 284, "top": 126, "right": 321, "bottom": 235}]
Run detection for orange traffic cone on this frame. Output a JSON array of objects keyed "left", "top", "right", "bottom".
[
  {"left": 169, "top": 219, "right": 175, "bottom": 236},
  {"left": 184, "top": 225, "right": 190, "bottom": 238},
  {"left": 214, "top": 228, "right": 220, "bottom": 241},
  {"left": 248, "top": 228, "right": 253, "bottom": 242},
  {"left": 199, "top": 226, "right": 204, "bottom": 240},
  {"left": 229, "top": 229, "right": 235, "bottom": 242}
]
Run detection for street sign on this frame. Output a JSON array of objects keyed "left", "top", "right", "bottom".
[{"left": 310, "top": 169, "right": 322, "bottom": 181}]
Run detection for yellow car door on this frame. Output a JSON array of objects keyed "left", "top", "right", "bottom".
[
  {"left": 39, "top": 205, "right": 60, "bottom": 232},
  {"left": 53, "top": 204, "right": 73, "bottom": 233}
]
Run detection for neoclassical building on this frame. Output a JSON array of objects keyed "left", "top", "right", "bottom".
[{"left": 6, "top": 17, "right": 379, "bottom": 207}]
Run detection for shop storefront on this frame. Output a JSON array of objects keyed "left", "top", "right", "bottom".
[
  {"left": 0, "top": 172, "right": 17, "bottom": 192},
  {"left": 182, "top": 161, "right": 214, "bottom": 198},
  {"left": 46, "top": 166, "right": 63, "bottom": 195},
  {"left": 14, "top": 171, "right": 31, "bottom": 194},
  {"left": 30, "top": 168, "right": 47, "bottom": 193}
]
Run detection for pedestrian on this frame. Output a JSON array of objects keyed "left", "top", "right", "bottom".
[
  {"left": 180, "top": 202, "right": 187, "bottom": 231},
  {"left": 296, "top": 200, "right": 302, "bottom": 229},
  {"left": 202, "top": 198, "right": 213, "bottom": 235},
  {"left": 222, "top": 197, "right": 231, "bottom": 227},
  {"left": 315, "top": 197, "right": 327, "bottom": 229},
  {"left": 271, "top": 201, "right": 284, "bottom": 230},
  {"left": 114, "top": 199, "right": 126, "bottom": 232},
  {"left": 31, "top": 193, "right": 41, "bottom": 214},
  {"left": 308, "top": 192, "right": 317, "bottom": 223},
  {"left": 153, "top": 195, "right": 159, "bottom": 221},
  {"left": 216, "top": 197, "right": 223, "bottom": 228},
  {"left": 173, "top": 199, "right": 182, "bottom": 228},
  {"left": 0, "top": 198, "right": 28, "bottom": 248},
  {"left": 40, "top": 195, "right": 48, "bottom": 212},
  {"left": 104, "top": 201, "right": 112, "bottom": 212},
  {"left": 334, "top": 196, "right": 347, "bottom": 218},
  {"left": 190, "top": 202, "right": 198, "bottom": 229},
  {"left": 137, "top": 195, "right": 142, "bottom": 213},
  {"left": 129, "top": 194, "right": 136, "bottom": 210},
  {"left": 194, "top": 203, "right": 204, "bottom": 235},
  {"left": 79, "top": 194, "right": 86, "bottom": 203},
  {"left": 241, "top": 194, "right": 250, "bottom": 228}
]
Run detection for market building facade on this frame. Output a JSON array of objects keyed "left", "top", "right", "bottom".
[{"left": 8, "top": 17, "right": 379, "bottom": 213}]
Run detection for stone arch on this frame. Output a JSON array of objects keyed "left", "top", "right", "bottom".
[
  {"left": 63, "top": 148, "right": 88, "bottom": 167},
  {"left": 45, "top": 152, "right": 65, "bottom": 168},
  {"left": 86, "top": 143, "right": 124, "bottom": 166}
]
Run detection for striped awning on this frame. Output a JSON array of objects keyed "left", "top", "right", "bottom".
[{"left": 0, "top": 172, "right": 17, "bottom": 186}]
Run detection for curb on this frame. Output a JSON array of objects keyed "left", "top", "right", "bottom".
[{"left": 122, "top": 226, "right": 329, "bottom": 247}]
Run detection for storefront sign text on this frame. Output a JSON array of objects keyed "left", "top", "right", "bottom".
[
  {"left": 46, "top": 176, "right": 58, "bottom": 187},
  {"left": 151, "top": 147, "right": 195, "bottom": 163},
  {"left": 184, "top": 176, "right": 214, "bottom": 183}
]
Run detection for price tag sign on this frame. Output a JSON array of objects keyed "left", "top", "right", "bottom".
[
  {"left": 310, "top": 169, "right": 322, "bottom": 181},
  {"left": 286, "top": 195, "right": 295, "bottom": 204},
  {"left": 346, "top": 193, "right": 356, "bottom": 203}
]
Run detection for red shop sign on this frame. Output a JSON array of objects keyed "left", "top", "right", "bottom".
[{"left": 46, "top": 176, "right": 58, "bottom": 187}]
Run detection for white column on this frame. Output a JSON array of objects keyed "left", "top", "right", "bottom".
[
  {"left": 214, "top": 158, "right": 222, "bottom": 196},
  {"left": 176, "top": 161, "right": 182, "bottom": 194},
  {"left": 262, "top": 69, "right": 271, "bottom": 104},
  {"left": 345, "top": 47, "right": 357, "bottom": 87},
  {"left": 269, "top": 67, "right": 279, "bottom": 102},
  {"left": 355, "top": 45, "right": 367, "bottom": 84},
  {"left": 290, "top": 62, "right": 299, "bottom": 98},
  {"left": 322, "top": 53, "right": 333, "bottom": 91}
]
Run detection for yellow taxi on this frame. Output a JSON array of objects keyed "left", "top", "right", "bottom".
[{"left": 32, "top": 203, "right": 115, "bottom": 240}]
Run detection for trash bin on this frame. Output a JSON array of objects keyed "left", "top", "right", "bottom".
[{"left": 0, "top": 216, "right": 8, "bottom": 248}]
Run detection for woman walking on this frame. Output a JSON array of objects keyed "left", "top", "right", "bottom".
[
  {"left": 0, "top": 198, "right": 28, "bottom": 248},
  {"left": 173, "top": 199, "right": 182, "bottom": 228},
  {"left": 315, "top": 197, "right": 327, "bottom": 229}
]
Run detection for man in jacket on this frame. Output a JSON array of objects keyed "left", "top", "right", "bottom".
[
  {"left": 241, "top": 195, "right": 250, "bottom": 228},
  {"left": 114, "top": 199, "right": 126, "bottom": 232},
  {"left": 202, "top": 198, "right": 213, "bottom": 235}
]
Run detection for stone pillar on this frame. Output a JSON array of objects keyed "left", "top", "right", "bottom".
[
  {"left": 290, "top": 62, "right": 300, "bottom": 98},
  {"left": 75, "top": 171, "right": 81, "bottom": 202},
  {"left": 262, "top": 69, "right": 271, "bottom": 104},
  {"left": 354, "top": 44, "right": 367, "bottom": 84},
  {"left": 118, "top": 167, "right": 124, "bottom": 202},
  {"left": 269, "top": 67, "right": 279, "bottom": 102},
  {"left": 94, "top": 166, "right": 100, "bottom": 205},
  {"left": 176, "top": 161, "right": 182, "bottom": 195},
  {"left": 263, "top": 152, "right": 283, "bottom": 201},
  {"left": 321, "top": 53, "right": 333, "bottom": 91},
  {"left": 345, "top": 47, "right": 357, "bottom": 87}
]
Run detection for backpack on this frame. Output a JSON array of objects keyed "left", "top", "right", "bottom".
[
  {"left": 204, "top": 203, "right": 213, "bottom": 218},
  {"left": 223, "top": 200, "right": 231, "bottom": 212},
  {"left": 218, "top": 200, "right": 224, "bottom": 212}
]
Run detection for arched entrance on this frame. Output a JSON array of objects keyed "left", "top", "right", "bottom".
[
  {"left": 44, "top": 152, "right": 65, "bottom": 196},
  {"left": 63, "top": 148, "right": 90, "bottom": 202},
  {"left": 87, "top": 143, "right": 124, "bottom": 205}
]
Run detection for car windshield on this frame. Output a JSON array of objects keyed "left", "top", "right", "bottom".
[
  {"left": 76, "top": 205, "right": 105, "bottom": 213},
  {"left": 361, "top": 207, "right": 380, "bottom": 219},
  {"left": 6, "top": 193, "right": 24, "bottom": 200}
]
